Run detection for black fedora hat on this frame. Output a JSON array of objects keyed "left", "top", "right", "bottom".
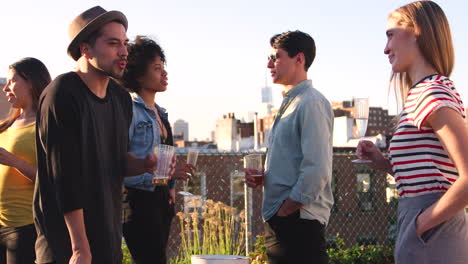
[{"left": 67, "top": 6, "right": 128, "bottom": 61}]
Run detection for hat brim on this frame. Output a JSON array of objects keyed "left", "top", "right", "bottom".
[{"left": 67, "top": 10, "right": 128, "bottom": 61}]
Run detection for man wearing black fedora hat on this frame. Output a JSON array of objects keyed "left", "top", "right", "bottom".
[{"left": 33, "top": 6, "right": 156, "bottom": 264}]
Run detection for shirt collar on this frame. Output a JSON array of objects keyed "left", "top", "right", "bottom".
[
  {"left": 283, "top": 79, "right": 312, "bottom": 98},
  {"left": 130, "top": 92, "right": 167, "bottom": 116}
]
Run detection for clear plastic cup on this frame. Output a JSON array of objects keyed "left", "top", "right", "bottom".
[{"left": 152, "top": 144, "right": 175, "bottom": 186}]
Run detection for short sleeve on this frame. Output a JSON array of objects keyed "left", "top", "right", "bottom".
[
  {"left": 37, "top": 85, "right": 85, "bottom": 213},
  {"left": 412, "top": 84, "right": 465, "bottom": 130}
]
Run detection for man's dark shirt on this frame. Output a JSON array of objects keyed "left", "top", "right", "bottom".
[{"left": 33, "top": 72, "right": 132, "bottom": 264}]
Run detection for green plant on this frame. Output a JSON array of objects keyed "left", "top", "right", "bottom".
[
  {"left": 327, "top": 234, "right": 394, "bottom": 264},
  {"left": 248, "top": 233, "right": 394, "bottom": 264},
  {"left": 328, "top": 244, "right": 394, "bottom": 264},
  {"left": 122, "top": 242, "right": 133, "bottom": 264},
  {"left": 249, "top": 234, "right": 267, "bottom": 264},
  {"left": 169, "top": 199, "right": 246, "bottom": 264}
]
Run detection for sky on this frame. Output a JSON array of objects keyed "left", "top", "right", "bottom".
[{"left": 1, "top": 0, "right": 467, "bottom": 140}]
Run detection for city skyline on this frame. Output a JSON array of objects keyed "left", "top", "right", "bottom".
[{"left": 1, "top": 0, "right": 467, "bottom": 140}]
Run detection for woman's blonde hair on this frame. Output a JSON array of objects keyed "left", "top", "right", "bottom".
[{"left": 389, "top": 0, "right": 454, "bottom": 106}]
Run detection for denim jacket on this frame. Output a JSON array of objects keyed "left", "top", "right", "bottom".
[{"left": 124, "top": 93, "right": 175, "bottom": 191}]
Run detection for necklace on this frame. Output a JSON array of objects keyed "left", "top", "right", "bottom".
[{"left": 153, "top": 107, "right": 168, "bottom": 143}]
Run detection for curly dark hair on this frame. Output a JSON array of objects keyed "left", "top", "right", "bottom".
[
  {"left": 122, "top": 36, "right": 166, "bottom": 93},
  {"left": 270, "top": 30, "right": 316, "bottom": 71}
]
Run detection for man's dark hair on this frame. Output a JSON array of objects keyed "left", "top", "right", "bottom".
[
  {"left": 270, "top": 30, "right": 316, "bottom": 71},
  {"left": 122, "top": 36, "right": 166, "bottom": 93},
  {"left": 83, "top": 29, "right": 103, "bottom": 48}
]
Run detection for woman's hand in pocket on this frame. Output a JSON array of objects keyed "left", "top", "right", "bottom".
[{"left": 416, "top": 207, "right": 438, "bottom": 237}]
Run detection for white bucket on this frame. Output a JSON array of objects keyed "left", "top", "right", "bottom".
[{"left": 191, "top": 255, "right": 249, "bottom": 264}]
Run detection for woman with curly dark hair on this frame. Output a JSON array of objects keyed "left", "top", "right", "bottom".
[{"left": 121, "top": 36, "right": 193, "bottom": 264}]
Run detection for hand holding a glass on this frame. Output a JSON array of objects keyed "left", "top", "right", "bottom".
[
  {"left": 184, "top": 148, "right": 198, "bottom": 181},
  {"left": 171, "top": 149, "right": 197, "bottom": 179},
  {"left": 177, "top": 149, "right": 199, "bottom": 196},
  {"left": 352, "top": 97, "right": 372, "bottom": 163},
  {"left": 152, "top": 144, "right": 176, "bottom": 186},
  {"left": 357, "top": 140, "right": 393, "bottom": 173},
  {"left": 244, "top": 154, "right": 264, "bottom": 188},
  {"left": 126, "top": 152, "right": 157, "bottom": 176}
]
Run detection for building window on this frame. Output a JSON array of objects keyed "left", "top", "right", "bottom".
[{"left": 357, "top": 173, "right": 373, "bottom": 211}]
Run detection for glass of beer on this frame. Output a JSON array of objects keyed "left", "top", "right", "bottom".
[
  {"left": 152, "top": 144, "right": 176, "bottom": 186},
  {"left": 244, "top": 154, "right": 263, "bottom": 185}
]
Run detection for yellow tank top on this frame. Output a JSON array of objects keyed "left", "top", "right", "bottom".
[{"left": 0, "top": 122, "right": 36, "bottom": 227}]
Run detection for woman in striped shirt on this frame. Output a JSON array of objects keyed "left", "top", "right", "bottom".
[{"left": 357, "top": 1, "right": 468, "bottom": 263}]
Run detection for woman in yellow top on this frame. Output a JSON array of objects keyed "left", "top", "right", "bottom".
[{"left": 0, "top": 58, "right": 51, "bottom": 264}]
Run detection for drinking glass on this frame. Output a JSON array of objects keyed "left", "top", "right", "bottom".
[
  {"left": 352, "top": 98, "right": 372, "bottom": 163},
  {"left": 179, "top": 149, "right": 199, "bottom": 196},
  {"left": 152, "top": 144, "right": 176, "bottom": 185},
  {"left": 244, "top": 154, "right": 263, "bottom": 185}
]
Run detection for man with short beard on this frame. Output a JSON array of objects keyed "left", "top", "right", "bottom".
[{"left": 33, "top": 6, "right": 156, "bottom": 264}]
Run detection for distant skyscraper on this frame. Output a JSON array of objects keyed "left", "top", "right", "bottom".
[
  {"left": 173, "top": 119, "right": 189, "bottom": 141},
  {"left": 259, "top": 86, "right": 274, "bottom": 118},
  {"left": 261, "top": 86, "right": 273, "bottom": 104}
]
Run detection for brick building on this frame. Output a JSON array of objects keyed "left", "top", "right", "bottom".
[
  {"left": 215, "top": 113, "right": 256, "bottom": 151},
  {"left": 332, "top": 100, "right": 396, "bottom": 138},
  {"left": 256, "top": 109, "right": 278, "bottom": 147},
  {"left": 331, "top": 100, "right": 396, "bottom": 147}
]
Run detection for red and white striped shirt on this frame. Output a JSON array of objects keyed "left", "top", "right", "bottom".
[{"left": 389, "top": 75, "right": 465, "bottom": 198}]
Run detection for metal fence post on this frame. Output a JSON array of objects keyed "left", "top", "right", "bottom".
[{"left": 244, "top": 182, "right": 253, "bottom": 255}]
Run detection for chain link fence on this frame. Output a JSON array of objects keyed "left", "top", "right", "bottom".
[{"left": 166, "top": 150, "right": 398, "bottom": 259}]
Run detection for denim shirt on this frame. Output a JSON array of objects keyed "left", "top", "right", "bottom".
[
  {"left": 124, "top": 93, "right": 175, "bottom": 191},
  {"left": 263, "top": 80, "right": 334, "bottom": 225}
]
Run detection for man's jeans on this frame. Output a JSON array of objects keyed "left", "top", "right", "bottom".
[{"left": 265, "top": 210, "right": 328, "bottom": 264}]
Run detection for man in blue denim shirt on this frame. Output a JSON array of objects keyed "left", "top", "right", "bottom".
[{"left": 246, "top": 31, "right": 333, "bottom": 264}]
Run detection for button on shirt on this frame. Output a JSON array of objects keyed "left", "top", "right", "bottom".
[{"left": 263, "top": 80, "right": 334, "bottom": 225}]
